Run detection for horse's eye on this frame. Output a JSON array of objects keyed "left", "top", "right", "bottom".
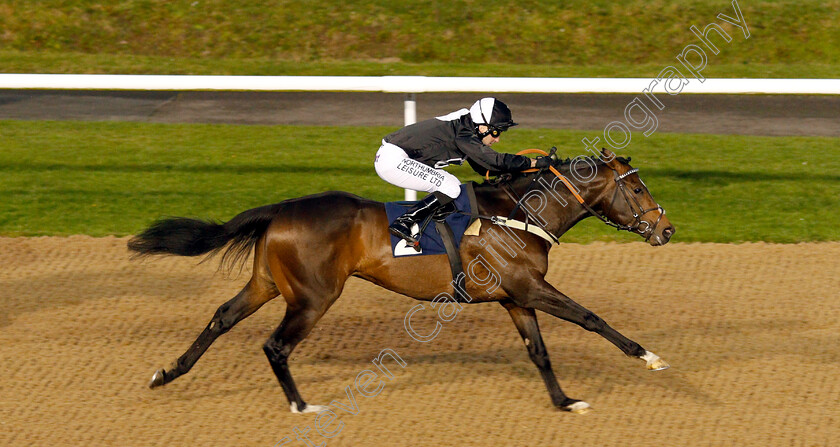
[{"left": 634, "top": 188, "right": 643, "bottom": 194}]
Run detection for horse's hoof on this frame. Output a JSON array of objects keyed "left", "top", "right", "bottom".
[
  {"left": 642, "top": 351, "right": 670, "bottom": 371},
  {"left": 565, "top": 401, "right": 592, "bottom": 415},
  {"left": 148, "top": 369, "right": 166, "bottom": 389},
  {"left": 290, "top": 402, "right": 329, "bottom": 414}
]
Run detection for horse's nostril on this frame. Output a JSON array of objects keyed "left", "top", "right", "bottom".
[{"left": 663, "top": 226, "right": 675, "bottom": 238}]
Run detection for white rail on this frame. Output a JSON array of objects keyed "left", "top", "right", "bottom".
[{"left": 1, "top": 74, "right": 838, "bottom": 94}]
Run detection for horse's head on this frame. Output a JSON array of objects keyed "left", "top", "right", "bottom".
[{"left": 594, "top": 148, "right": 675, "bottom": 246}]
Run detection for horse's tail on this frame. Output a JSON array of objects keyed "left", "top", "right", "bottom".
[{"left": 128, "top": 203, "right": 284, "bottom": 270}]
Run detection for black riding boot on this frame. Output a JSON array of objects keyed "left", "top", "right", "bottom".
[
  {"left": 389, "top": 192, "right": 455, "bottom": 244},
  {"left": 431, "top": 195, "right": 457, "bottom": 222}
]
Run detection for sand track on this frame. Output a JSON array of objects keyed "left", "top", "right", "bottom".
[{"left": 1, "top": 237, "right": 838, "bottom": 446}]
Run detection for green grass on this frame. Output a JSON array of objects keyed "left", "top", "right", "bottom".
[
  {"left": 3, "top": 50, "right": 839, "bottom": 79},
  {"left": 1, "top": 120, "right": 837, "bottom": 242},
  {"left": 1, "top": 1, "right": 838, "bottom": 77}
]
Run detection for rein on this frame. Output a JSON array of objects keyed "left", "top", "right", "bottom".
[{"left": 484, "top": 149, "right": 665, "bottom": 243}]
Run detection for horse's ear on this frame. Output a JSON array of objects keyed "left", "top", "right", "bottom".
[{"left": 600, "top": 147, "right": 619, "bottom": 167}]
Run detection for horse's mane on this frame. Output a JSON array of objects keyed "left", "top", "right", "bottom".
[
  {"left": 480, "top": 154, "right": 632, "bottom": 187},
  {"left": 553, "top": 155, "right": 632, "bottom": 168}
]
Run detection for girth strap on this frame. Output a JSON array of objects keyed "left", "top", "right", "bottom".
[
  {"left": 490, "top": 216, "right": 558, "bottom": 245},
  {"left": 434, "top": 220, "right": 470, "bottom": 303}
]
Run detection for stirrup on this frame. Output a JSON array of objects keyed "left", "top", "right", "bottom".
[
  {"left": 390, "top": 224, "right": 422, "bottom": 252},
  {"left": 389, "top": 221, "right": 418, "bottom": 244},
  {"left": 416, "top": 213, "right": 435, "bottom": 240}
]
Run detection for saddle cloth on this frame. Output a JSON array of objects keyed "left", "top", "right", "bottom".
[{"left": 384, "top": 183, "right": 474, "bottom": 257}]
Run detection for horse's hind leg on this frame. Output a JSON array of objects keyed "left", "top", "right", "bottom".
[
  {"left": 149, "top": 278, "right": 278, "bottom": 388},
  {"left": 263, "top": 291, "right": 341, "bottom": 414},
  {"left": 501, "top": 300, "right": 590, "bottom": 414}
]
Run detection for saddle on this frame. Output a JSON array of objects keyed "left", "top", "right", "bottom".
[{"left": 384, "top": 183, "right": 478, "bottom": 302}]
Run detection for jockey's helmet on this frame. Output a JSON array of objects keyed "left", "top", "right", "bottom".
[{"left": 469, "top": 98, "right": 518, "bottom": 138}]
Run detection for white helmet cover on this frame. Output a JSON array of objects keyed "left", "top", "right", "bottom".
[{"left": 469, "top": 97, "right": 496, "bottom": 126}]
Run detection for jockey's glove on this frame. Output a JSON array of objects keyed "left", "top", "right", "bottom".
[{"left": 535, "top": 156, "right": 552, "bottom": 168}]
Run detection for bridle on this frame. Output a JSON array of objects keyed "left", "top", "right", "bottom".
[
  {"left": 602, "top": 167, "right": 666, "bottom": 242},
  {"left": 487, "top": 149, "right": 666, "bottom": 243}
]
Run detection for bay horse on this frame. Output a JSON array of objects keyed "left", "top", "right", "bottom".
[{"left": 128, "top": 148, "right": 674, "bottom": 414}]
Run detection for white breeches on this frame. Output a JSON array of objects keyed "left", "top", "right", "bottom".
[{"left": 374, "top": 141, "right": 462, "bottom": 199}]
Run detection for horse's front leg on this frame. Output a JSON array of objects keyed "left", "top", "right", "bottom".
[
  {"left": 501, "top": 300, "right": 591, "bottom": 414},
  {"left": 511, "top": 278, "right": 669, "bottom": 371}
]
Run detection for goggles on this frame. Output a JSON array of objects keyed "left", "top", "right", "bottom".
[{"left": 477, "top": 125, "right": 505, "bottom": 139}]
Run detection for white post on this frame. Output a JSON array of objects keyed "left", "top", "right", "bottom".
[{"left": 403, "top": 93, "right": 418, "bottom": 201}]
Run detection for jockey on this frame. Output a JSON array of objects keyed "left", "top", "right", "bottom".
[{"left": 375, "top": 97, "right": 552, "bottom": 244}]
